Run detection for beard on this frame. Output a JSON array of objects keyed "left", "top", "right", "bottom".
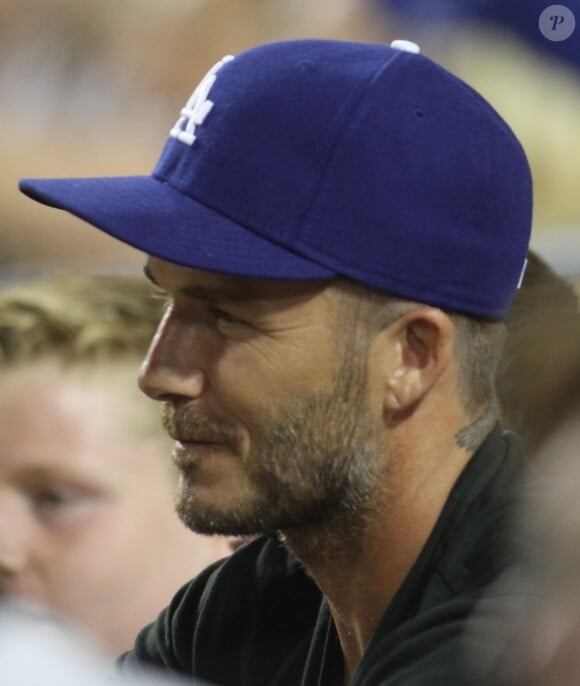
[{"left": 161, "top": 348, "right": 389, "bottom": 540}]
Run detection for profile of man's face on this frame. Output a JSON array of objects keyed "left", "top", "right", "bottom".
[{"left": 141, "top": 258, "right": 390, "bottom": 539}]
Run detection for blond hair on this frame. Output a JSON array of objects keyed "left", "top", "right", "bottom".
[
  {"left": 0, "top": 273, "right": 168, "bottom": 446},
  {"left": 0, "top": 273, "right": 163, "bottom": 366}
]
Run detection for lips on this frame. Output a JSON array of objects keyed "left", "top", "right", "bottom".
[
  {"left": 174, "top": 439, "right": 222, "bottom": 453},
  {"left": 172, "top": 440, "right": 235, "bottom": 466},
  {"left": 172, "top": 441, "right": 236, "bottom": 476},
  {"left": 175, "top": 438, "right": 218, "bottom": 446},
  {"left": 162, "top": 403, "right": 239, "bottom": 446}
]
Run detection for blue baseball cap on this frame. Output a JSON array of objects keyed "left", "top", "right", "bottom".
[{"left": 19, "top": 39, "right": 532, "bottom": 319}]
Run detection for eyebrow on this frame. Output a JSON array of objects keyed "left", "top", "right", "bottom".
[{"left": 143, "top": 264, "right": 248, "bottom": 303}]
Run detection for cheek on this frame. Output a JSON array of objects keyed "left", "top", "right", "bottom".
[
  {"left": 43, "top": 505, "right": 158, "bottom": 620},
  {"left": 41, "top": 509, "right": 163, "bottom": 651},
  {"left": 44, "top": 505, "right": 128, "bottom": 580},
  {"left": 211, "top": 339, "right": 340, "bottom": 415},
  {"left": 208, "top": 348, "right": 279, "bottom": 429}
]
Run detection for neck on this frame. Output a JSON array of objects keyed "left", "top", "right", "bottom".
[{"left": 281, "top": 406, "right": 492, "bottom": 684}]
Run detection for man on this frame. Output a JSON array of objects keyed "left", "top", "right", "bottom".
[
  {"left": 0, "top": 274, "right": 231, "bottom": 655},
  {"left": 19, "top": 40, "right": 532, "bottom": 684}
]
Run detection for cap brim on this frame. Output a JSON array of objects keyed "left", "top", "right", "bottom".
[{"left": 19, "top": 176, "right": 335, "bottom": 280}]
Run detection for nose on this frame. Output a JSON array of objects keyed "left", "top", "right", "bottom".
[
  {"left": 0, "top": 548, "right": 44, "bottom": 605},
  {"left": 138, "top": 306, "right": 209, "bottom": 402},
  {"left": 0, "top": 494, "right": 48, "bottom": 607},
  {"left": 0, "top": 545, "right": 25, "bottom": 577},
  {"left": 0, "top": 549, "right": 26, "bottom": 592},
  {"left": 0, "top": 497, "right": 30, "bottom": 580}
]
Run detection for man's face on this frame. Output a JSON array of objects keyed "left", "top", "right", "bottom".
[
  {"left": 140, "top": 258, "right": 389, "bottom": 537},
  {"left": 0, "top": 364, "right": 231, "bottom": 654}
]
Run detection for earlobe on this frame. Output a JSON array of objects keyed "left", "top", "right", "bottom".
[{"left": 384, "top": 309, "right": 453, "bottom": 415}]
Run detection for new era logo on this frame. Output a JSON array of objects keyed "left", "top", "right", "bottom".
[{"left": 170, "top": 55, "right": 234, "bottom": 146}]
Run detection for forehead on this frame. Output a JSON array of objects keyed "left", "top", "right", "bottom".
[
  {"left": 0, "top": 364, "right": 158, "bottom": 476},
  {"left": 145, "top": 257, "right": 331, "bottom": 303}
]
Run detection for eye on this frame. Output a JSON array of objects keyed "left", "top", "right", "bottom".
[
  {"left": 35, "top": 488, "right": 69, "bottom": 508},
  {"left": 33, "top": 487, "right": 81, "bottom": 515},
  {"left": 207, "top": 304, "right": 249, "bottom": 327},
  {"left": 211, "top": 306, "right": 242, "bottom": 324},
  {"left": 30, "top": 485, "right": 99, "bottom": 529}
]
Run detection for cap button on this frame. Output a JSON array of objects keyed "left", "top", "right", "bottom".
[{"left": 390, "top": 39, "right": 421, "bottom": 54}]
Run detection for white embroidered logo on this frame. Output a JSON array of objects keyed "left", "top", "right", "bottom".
[{"left": 169, "top": 55, "right": 234, "bottom": 146}]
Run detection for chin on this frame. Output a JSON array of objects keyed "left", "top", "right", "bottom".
[
  {"left": 175, "top": 486, "right": 299, "bottom": 537},
  {"left": 174, "top": 480, "right": 260, "bottom": 536}
]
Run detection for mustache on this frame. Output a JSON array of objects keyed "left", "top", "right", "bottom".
[{"left": 161, "top": 403, "right": 239, "bottom": 448}]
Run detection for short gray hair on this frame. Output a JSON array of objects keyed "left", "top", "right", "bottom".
[{"left": 330, "top": 278, "right": 506, "bottom": 416}]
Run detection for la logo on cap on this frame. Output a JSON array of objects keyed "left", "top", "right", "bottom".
[{"left": 170, "top": 55, "right": 234, "bottom": 146}]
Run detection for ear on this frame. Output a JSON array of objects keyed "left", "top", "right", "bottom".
[{"left": 383, "top": 307, "right": 455, "bottom": 416}]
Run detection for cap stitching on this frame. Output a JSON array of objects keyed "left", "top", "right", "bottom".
[{"left": 294, "top": 49, "right": 403, "bottom": 240}]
